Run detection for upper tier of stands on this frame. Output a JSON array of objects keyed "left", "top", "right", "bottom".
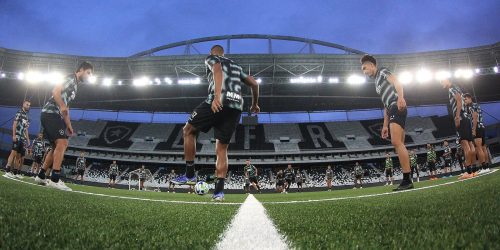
[{"left": 63, "top": 115, "right": 456, "bottom": 153}]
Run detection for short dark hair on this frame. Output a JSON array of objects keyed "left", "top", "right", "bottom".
[
  {"left": 463, "top": 93, "right": 472, "bottom": 99},
  {"left": 77, "top": 61, "right": 93, "bottom": 72},
  {"left": 211, "top": 45, "right": 224, "bottom": 52},
  {"left": 360, "top": 54, "right": 376, "bottom": 65},
  {"left": 23, "top": 99, "right": 31, "bottom": 103}
]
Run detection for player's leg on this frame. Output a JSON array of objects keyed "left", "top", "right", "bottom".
[
  {"left": 16, "top": 154, "right": 25, "bottom": 178},
  {"left": 459, "top": 140, "right": 473, "bottom": 179},
  {"left": 46, "top": 138, "right": 71, "bottom": 190},
  {"left": 391, "top": 122, "right": 411, "bottom": 179},
  {"left": 483, "top": 144, "right": 490, "bottom": 171},
  {"left": 36, "top": 148, "right": 53, "bottom": 184},
  {"left": 183, "top": 123, "right": 198, "bottom": 179},
  {"left": 212, "top": 140, "right": 229, "bottom": 200},
  {"left": 11, "top": 152, "right": 20, "bottom": 177},
  {"left": 474, "top": 137, "right": 486, "bottom": 173},
  {"left": 416, "top": 167, "right": 420, "bottom": 182}
]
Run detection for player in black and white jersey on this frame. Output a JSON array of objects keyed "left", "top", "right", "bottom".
[
  {"left": 361, "top": 55, "right": 413, "bottom": 191},
  {"left": 167, "top": 169, "right": 177, "bottom": 193},
  {"left": 75, "top": 152, "right": 87, "bottom": 183},
  {"left": 275, "top": 170, "right": 285, "bottom": 193},
  {"left": 455, "top": 143, "right": 465, "bottom": 174},
  {"left": 353, "top": 162, "right": 364, "bottom": 189},
  {"left": 35, "top": 62, "right": 93, "bottom": 191},
  {"left": 442, "top": 141, "right": 453, "bottom": 178},
  {"left": 325, "top": 165, "right": 334, "bottom": 191},
  {"left": 283, "top": 164, "right": 295, "bottom": 194},
  {"left": 30, "top": 133, "right": 45, "bottom": 177},
  {"left": 440, "top": 79, "right": 476, "bottom": 180},
  {"left": 172, "top": 45, "right": 260, "bottom": 202},
  {"left": 409, "top": 150, "right": 420, "bottom": 182},
  {"left": 108, "top": 160, "right": 119, "bottom": 188},
  {"left": 295, "top": 169, "right": 304, "bottom": 192},
  {"left": 464, "top": 93, "right": 490, "bottom": 174},
  {"left": 3, "top": 100, "right": 30, "bottom": 179}
]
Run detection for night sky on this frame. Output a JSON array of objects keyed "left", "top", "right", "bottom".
[{"left": 0, "top": 0, "right": 499, "bottom": 56}]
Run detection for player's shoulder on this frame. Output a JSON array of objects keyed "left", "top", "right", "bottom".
[{"left": 379, "top": 67, "right": 392, "bottom": 77}]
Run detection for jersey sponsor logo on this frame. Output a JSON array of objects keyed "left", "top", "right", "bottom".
[
  {"left": 226, "top": 91, "right": 242, "bottom": 101},
  {"left": 190, "top": 111, "right": 197, "bottom": 121},
  {"left": 104, "top": 125, "right": 133, "bottom": 144}
]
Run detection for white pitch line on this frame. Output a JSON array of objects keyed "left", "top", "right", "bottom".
[
  {"left": 261, "top": 169, "right": 498, "bottom": 204},
  {"left": 1, "top": 169, "right": 496, "bottom": 206},
  {"left": 216, "top": 194, "right": 289, "bottom": 250}
]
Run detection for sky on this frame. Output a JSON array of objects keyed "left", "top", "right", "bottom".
[{"left": 0, "top": 0, "right": 499, "bottom": 57}]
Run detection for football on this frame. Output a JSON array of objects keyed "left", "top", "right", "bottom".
[{"left": 194, "top": 181, "right": 210, "bottom": 195}]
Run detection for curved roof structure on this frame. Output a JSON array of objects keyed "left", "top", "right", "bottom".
[
  {"left": 0, "top": 35, "right": 498, "bottom": 112},
  {"left": 130, "top": 34, "right": 367, "bottom": 57}
]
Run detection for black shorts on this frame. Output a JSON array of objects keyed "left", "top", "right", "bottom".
[
  {"left": 110, "top": 174, "right": 117, "bottom": 181},
  {"left": 34, "top": 155, "right": 43, "bottom": 164},
  {"left": 77, "top": 169, "right": 85, "bottom": 176},
  {"left": 428, "top": 162, "right": 436, "bottom": 171},
  {"left": 355, "top": 174, "right": 362, "bottom": 179},
  {"left": 188, "top": 102, "right": 241, "bottom": 144},
  {"left": 456, "top": 116, "right": 473, "bottom": 142},
  {"left": 297, "top": 182, "right": 302, "bottom": 186},
  {"left": 12, "top": 140, "right": 25, "bottom": 155},
  {"left": 385, "top": 169, "right": 393, "bottom": 177},
  {"left": 387, "top": 104, "right": 407, "bottom": 130},
  {"left": 475, "top": 127, "right": 485, "bottom": 145},
  {"left": 276, "top": 181, "right": 284, "bottom": 187},
  {"left": 285, "top": 179, "right": 293, "bottom": 185},
  {"left": 249, "top": 176, "right": 258, "bottom": 184},
  {"left": 41, "top": 112, "right": 68, "bottom": 144}
]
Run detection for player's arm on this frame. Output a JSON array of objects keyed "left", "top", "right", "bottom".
[
  {"left": 472, "top": 110, "right": 478, "bottom": 134},
  {"left": 381, "top": 109, "right": 389, "bottom": 139},
  {"left": 12, "top": 115, "right": 18, "bottom": 142},
  {"left": 51, "top": 84, "right": 74, "bottom": 135},
  {"left": 387, "top": 74, "right": 406, "bottom": 111},
  {"left": 24, "top": 129, "right": 30, "bottom": 146},
  {"left": 211, "top": 62, "right": 223, "bottom": 113},
  {"left": 243, "top": 76, "right": 260, "bottom": 114}
]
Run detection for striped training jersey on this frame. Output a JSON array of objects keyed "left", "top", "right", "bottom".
[
  {"left": 410, "top": 153, "right": 418, "bottom": 167},
  {"left": 109, "top": 163, "right": 119, "bottom": 175},
  {"left": 244, "top": 164, "right": 257, "bottom": 177},
  {"left": 76, "top": 157, "right": 86, "bottom": 170},
  {"left": 468, "top": 103, "right": 485, "bottom": 128},
  {"left": 448, "top": 84, "right": 466, "bottom": 119},
  {"left": 32, "top": 138, "right": 45, "bottom": 157},
  {"left": 374, "top": 67, "right": 398, "bottom": 109},
  {"left": 205, "top": 55, "right": 249, "bottom": 111},
  {"left": 443, "top": 146, "right": 452, "bottom": 160},
  {"left": 354, "top": 164, "right": 364, "bottom": 175},
  {"left": 42, "top": 74, "right": 81, "bottom": 116},
  {"left": 385, "top": 157, "right": 393, "bottom": 169},
  {"left": 325, "top": 169, "right": 333, "bottom": 178},
  {"left": 427, "top": 148, "right": 437, "bottom": 162},
  {"left": 284, "top": 169, "right": 295, "bottom": 179},
  {"left": 14, "top": 109, "right": 29, "bottom": 140}
]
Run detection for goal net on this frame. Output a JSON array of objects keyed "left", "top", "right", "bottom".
[{"left": 128, "top": 168, "right": 154, "bottom": 191}]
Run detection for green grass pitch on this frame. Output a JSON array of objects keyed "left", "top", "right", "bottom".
[{"left": 1, "top": 167, "right": 499, "bottom": 249}]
